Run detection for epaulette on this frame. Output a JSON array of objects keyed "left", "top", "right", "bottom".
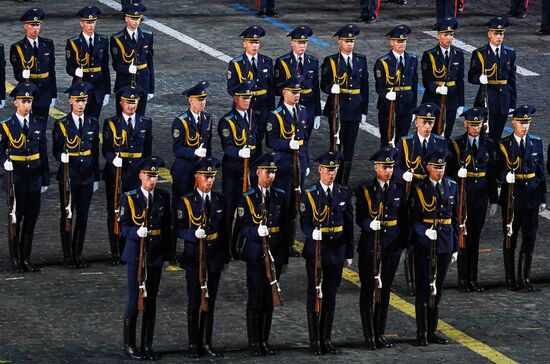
[
  {"left": 305, "top": 185, "right": 317, "bottom": 193},
  {"left": 503, "top": 45, "right": 515, "bottom": 52},
  {"left": 381, "top": 54, "right": 390, "bottom": 61},
  {"left": 125, "top": 189, "right": 138, "bottom": 197},
  {"left": 243, "top": 188, "right": 255, "bottom": 196},
  {"left": 141, "top": 28, "right": 152, "bottom": 35},
  {"left": 1, "top": 118, "right": 9, "bottom": 125},
  {"left": 447, "top": 178, "right": 457, "bottom": 185},
  {"left": 500, "top": 134, "right": 513, "bottom": 143},
  {"left": 185, "top": 191, "right": 196, "bottom": 199},
  {"left": 452, "top": 46, "right": 464, "bottom": 54},
  {"left": 260, "top": 54, "right": 273, "bottom": 62},
  {"left": 70, "top": 35, "right": 80, "bottom": 42},
  {"left": 233, "top": 55, "right": 244, "bottom": 62},
  {"left": 222, "top": 112, "right": 234, "bottom": 121},
  {"left": 113, "top": 31, "right": 125, "bottom": 38},
  {"left": 529, "top": 134, "right": 541, "bottom": 141},
  {"left": 140, "top": 116, "right": 152, "bottom": 122},
  {"left": 298, "top": 105, "right": 306, "bottom": 111},
  {"left": 274, "top": 187, "right": 285, "bottom": 194},
  {"left": 97, "top": 34, "right": 107, "bottom": 41},
  {"left": 403, "top": 134, "right": 414, "bottom": 140},
  {"left": 305, "top": 53, "right": 318, "bottom": 62},
  {"left": 41, "top": 37, "right": 54, "bottom": 44},
  {"left": 409, "top": 54, "right": 417, "bottom": 59},
  {"left": 280, "top": 53, "right": 291, "bottom": 60},
  {"left": 272, "top": 106, "right": 283, "bottom": 115},
  {"left": 178, "top": 112, "right": 189, "bottom": 121},
  {"left": 0, "top": 43, "right": 4, "bottom": 48},
  {"left": 337, "top": 184, "right": 350, "bottom": 191},
  {"left": 433, "top": 134, "right": 445, "bottom": 140}
]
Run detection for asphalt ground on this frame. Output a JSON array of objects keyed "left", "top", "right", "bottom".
[{"left": 1, "top": 0, "right": 550, "bottom": 362}]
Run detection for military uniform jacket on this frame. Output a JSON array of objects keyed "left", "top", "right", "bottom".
[
  {"left": 120, "top": 188, "right": 171, "bottom": 267},
  {"left": 300, "top": 182, "right": 354, "bottom": 265},
  {"left": 177, "top": 190, "right": 228, "bottom": 272},
  {"left": 421, "top": 45, "right": 465, "bottom": 110},
  {"left": 0, "top": 113, "right": 49, "bottom": 190},
  {"left": 101, "top": 114, "right": 152, "bottom": 186},
  {"left": 468, "top": 44, "right": 517, "bottom": 113},
  {"left": 53, "top": 114, "right": 100, "bottom": 186},
  {"left": 374, "top": 51, "right": 418, "bottom": 114},
  {"left": 0, "top": 43, "right": 5, "bottom": 101},
  {"left": 320, "top": 53, "right": 369, "bottom": 120},
  {"left": 66, "top": 33, "right": 111, "bottom": 102},
  {"left": 110, "top": 28, "right": 155, "bottom": 94},
  {"left": 218, "top": 107, "right": 259, "bottom": 174},
  {"left": 10, "top": 37, "right": 57, "bottom": 108},
  {"left": 170, "top": 110, "right": 213, "bottom": 178},
  {"left": 274, "top": 52, "right": 321, "bottom": 117},
  {"left": 238, "top": 186, "right": 289, "bottom": 265},
  {"left": 227, "top": 53, "right": 275, "bottom": 111},
  {"left": 395, "top": 133, "right": 447, "bottom": 181},
  {"left": 355, "top": 179, "right": 409, "bottom": 257},
  {"left": 448, "top": 133, "right": 498, "bottom": 207},
  {"left": 410, "top": 177, "right": 459, "bottom": 254},
  {"left": 266, "top": 104, "right": 309, "bottom": 173},
  {"left": 497, "top": 134, "right": 546, "bottom": 209}
]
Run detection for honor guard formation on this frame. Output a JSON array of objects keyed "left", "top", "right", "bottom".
[{"left": 0, "top": 1, "right": 549, "bottom": 362}]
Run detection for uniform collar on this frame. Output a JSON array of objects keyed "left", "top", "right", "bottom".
[
  {"left": 293, "top": 52, "right": 305, "bottom": 63},
  {"left": 392, "top": 50, "right": 405, "bottom": 61},
  {"left": 467, "top": 135, "right": 479, "bottom": 145},
  {"left": 15, "top": 113, "right": 29, "bottom": 127},
  {"left": 27, "top": 37, "right": 38, "bottom": 46},
  {"left": 82, "top": 32, "right": 95, "bottom": 43},
  {"left": 126, "top": 27, "right": 138, "bottom": 39},
  {"left": 320, "top": 181, "right": 334, "bottom": 194},
  {"left": 417, "top": 133, "right": 430, "bottom": 145},
  {"left": 71, "top": 113, "right": 85, "bottom": 128},
  {"left": 141, "top": 187, "right": 154, "bottom": 201},
  {"left": 489, "top": 43, "right": 500, "bottom": 55},
  {"left": 122, "top": 113, "right": 136, "bottom": 125},
  {"left": 513, "top": 134, "right": 525, "bottom": 146},
  {"left": 284, "top": 102, "right": 297, "bottom": 115},
  {"left": 197, "top": 189, "right": 211, "bottom": 201}
]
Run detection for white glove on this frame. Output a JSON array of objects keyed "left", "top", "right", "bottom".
[
  {"left": 75, "top": 67, "right": 84, "bottom": 78},
  {"left": 137, "top": 226, "right": 148, "bottom": 238},
  {"left": 0, "top": 100, "right": 5, "bottom": 109},
  {"left": 425, "top": 228, "right": 437, "bottom": 240},
  {"left": 306, "top": 167, "right": 310, "bottom": 177},
  {"left": 93, "top": 181, "right": 99, "bottom": 192},
  {"left": 129, "top": 64, "right": 137, "bottom": 74},
  {"left": 330, "top": 84, "right": 340, "bottom": 94},
  {"left": 194, "top": 227, "right": 206, "bottom": 239},
  {"left": 257, "top": 224, "right": 269, "bottom": 237},
  {"left": 456, "top": 106, "right": 464, "bottom": 119},
  {"left": 313, "top": 116, "right": 321, "bottom": 130},
  {"left": 508, "top": 108, "right": 514, "bottom": 114},
  {"left": 113, "top": 155, "right": 123, "bottom": 168},
  {"left": 194, "top": 143, "right": 207, "bottom": 158},
  {"left": 346, "top": 259, "right": 353, "bottom": 267},
  {"left": 61, "top": 152, "right": 70, "bottom": 164},
  {"left": 369, "top": 219, "right": 381, "bottom": 231},
  {"left": 506, "top": 171, "right": 515, "bottom": 184},
  {"left": 103, "top": 94, "right": 110, "bottom": 107},
  {"left": 40, "top": 186, "right": 48, "bottom": 194},
  {"left": 312, "top": 228, "right": 322, "bottom": 241},
  {"left": 238, "top": 147, "right": 251, "bottom": 159},
  {"left": 539, "top": 203, "right": 547, "bottom": 213},
  {"left": 385, "top": 91, "right": 396, "bottom": 101},
  {"left": 360, "top": 114, "right": 367, "bottom": 125},
  {"left": 489, "top": 203, "right": 498, "bottom": 217},
  {"left": 403, "top": 170, "right": 413, "bottom": 182},
  {"left": 49, "top": 98, "right": 56, "bottom": 108},
  {"left": 436, "top": 85, "right": 448, "bottom": 95},
  {"left": 3, "top": 160, "right": 13, "bottom": 171},
  {"left": 479, "top": 74, "right": 488, "bottom": 85},
  {"left": 22, "top": 69, "right": 31, "bottom": 79},
  {"left": 147, "top": 93, "right": 154, "bottom": 101},
  {"left": 457, "top": 167, "right": 467, "bottom": 179},
  {"left": 451, "top": 251, "right": 458, "bottom": 264},
  {"left": 289, "top": 136, "right": 300, "bottom": 150}
]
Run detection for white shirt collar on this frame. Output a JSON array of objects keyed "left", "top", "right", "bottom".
[
  {"left": 82, "top": 32, "right": 95, "bottom": 43},
  {"left": 439, "top": 45, "right": 450, "bottom": 55},
  {"left": 467, "top": 135, "right": 479, "bottom": 145},
  {"left": 513, "top": 134, "right": 525, "bottom": 146},
  {"left": 284, "top": 102, "right": 297, "bottom": 115},
  {"left": 489, "top": 44, "right": 500, "bottom": 55},
  {"left": 126, "top": 28, "right": 137, "bottom": 38},
  {"left": 258, "top": 185, "right": 270, "bottom": 196},
  {"left": 190, "top": 111, "right": 200, "bottom": 122},
  {"left": 340, "top": 52, "right": 353, "bottom": 61},
  {"left": 15, "top": 113, "right": 29, "bottom": 127},
  {"left": 236, "top": 108, "right": 247, "bottom": 119},
  {"left": 430, "top": 178, "right": 442, "bottom": 187},
  {"left": 27, "top": 37, "right": 38, "bottom": 46},
  {"left": 377, "top": 179, "right": 389, "bottom": 189},
  {"left": 246, "top": 53, "right": 258, "bottom": 64},
  {"left": 122, "top": 113, "right": 136, "bottom": 125},
  {"left": 417, "top": 133, "right": 430, "bottom": 144},
  {"left": 392, "top": 50, "right": 404, "bottom": 61},
  {"left": 197, "top": 189, "right": 211, "bottom": 201},
  {"left": 72, "top": 113, "right": 84, "bottom": 127},
  {"left": 141, "top": 187, "right": 153, "bottom": 200},
  {"left": 320, "top": 182, "right": 334, "bottom": 194},
  {"left": 293, "top": 52, "right": 304, "bottom": 63}
]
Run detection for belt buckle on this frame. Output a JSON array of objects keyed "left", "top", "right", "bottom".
[
  {"left": 25, "top": 155, "right": 31, "bottom": 161},
  {"left": 328, "top": 227, "right": 334, "bottom": 233}
]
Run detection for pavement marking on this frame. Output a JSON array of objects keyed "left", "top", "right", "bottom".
[
  {"left": 423, "top": 31, "right": 539, "bottom": 77},
  {"left": 79, "top": 272, "right": 104, "bottom": 275},
  {"left": 4, "top": 277, "right": 24, "bottom": 281}
]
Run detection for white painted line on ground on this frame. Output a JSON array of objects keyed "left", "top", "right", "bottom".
[
  {"left": 80, "top": 272, "right": 105, "bottom": 275},
  {"left": 423, "top": 31, "right": 539, "bottom": 76},
  {"left": 5, "top": 277, "right": 24, "bottom": 281}
]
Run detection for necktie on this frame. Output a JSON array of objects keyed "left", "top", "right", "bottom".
[
  {"left": 264, "top": 189, "right": 270, "bottom": 209},
  {"left": 520, "top": 139, "right": 525, "bottom": 155},
  {"left": 444, "top": 50, "right": 449, "bottom": 67},
  {"left": 297, "top": 56, "right": 304, "bottom": 75},
  {"left": 472, "top": 138, "right": 478, "bottom": 158},
  {"left": 495, "top": 47, "right": 500, "bottom": 62},
  {"left": 23, "top": 118, "right": 29, "bottom": 136},
  {"left": 326, "top": 187, "right": 332, "bottom": 203},
  {"left": 436, "top": 182, "right": 443, "bottom": 201},
  {"left": 398, "top": 56, "right": 404, "bottom": 74},
  {"left": 131, "top": 32, "right": 137, "bottom": 45},
  {"left": 251, "top": 56, "right": 258, "bottom": 76},
  {"left": 78, "top": 117, "right": 83, "bottom": 137},
  {"left": 383, "top": 182, "right": 389, "bottom": 201},
  {"left": 88, "top": 37, "right": 94, "bottom": 55},
  {"left": 292, "top": 107, "right": 298, "bottom": 122},
  {"left": 244, "top": 111, "right": 249, "bottom": 125},
  {"left": 148, "top": 192, "right": 153, "bottom": 206},
  {"left": 346, "top": 56, "right": 352, "bottom": 74},
  {"left": 33, "top": 40, "right": 38, "bottom": 56},
  {"left": 204, "top": 194, "right": 211, "bottom": 214},
  {"left": 127, "top": 117, "right": 134, "bottom": 135},
  {"left": 422, "top": 139, "right": 427, "bottom": 155}
]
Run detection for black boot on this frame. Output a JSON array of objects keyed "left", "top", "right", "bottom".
[
  {"left": 141, "top": 317, "right": 158, "bottom": 360},
  {"left": 123, "top": 319, "right": 142, "bottom": 359},
  {"left": 520, "top": 253, "right": 540, "bottom": 292},
  {"left": 260, "top": 310, "right": 277, "bottom": 355},
  {"left": 469, "top": 248, "right": 484, "bottom": 292},
  {"left": 73, "top": 229, "right": 87, "bottom": 268},
  {"left": 61, "top": 231, "right": 76, "bottom": 269},
  {"left": 287, "top": 218, "right": 301, "bottom": 258},
  {"left": 360, "top": 309, "right": 376, "bottom": 350},
  {"left": 201, "top": 310, "right": 220, "bottom": 357},
  {"left": 108, "top": 231, "right": 120, "bottom": 266},
  {"left": 405, "top": 252, "right": 416, "bottom": 296},
  {"left": 246, "top": 313, "right": 262, "bottom": 356},
  {"left": 427, "top": 307, "right": 448, "bottom": 344},
  {"left": 374, "top": 305, "right": 393, "bottom": 348},
  {"left": 504, "top": 249, "right": 519, "bottom": 291},
  {"left": 8, "top": 232, "right": 24, "bottom": 273},
  {"left": 336, "top": 161, "right": 352, "bottom": 185},
  {"left": 415, "top": 304, "right": 428, "bottom": 346},
  {"left": 187, "top": 313, "right": 200, "bottom": 358},
  {"left": 320, "top": 310, "right": 341, "bottom": 354},
  {"left": 21, "top": 233, "right": 40, "bottom": 272},
  {"left": 307, "top": 313, "right": 322, "bottom": 355},
  {"left": 457, "top": 248, "right": 469, "bottom": 292}
]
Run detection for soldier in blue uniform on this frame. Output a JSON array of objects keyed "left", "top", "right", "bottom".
[
  {"left": 421, "top": 17, "right": 465, "bottom": 140},
  {"left": 66, "top": 6, "right": 111, "bottom": 119},
  {"left": 321, "top": 24, "right": 369, "bottom": 185},
  {"left": 110, "top": 3, "right": 155, "bottom": 116},
  {"left": 395, "top": 103, "right": 447, "bottom": 295},
  {"left": 120, "top": 157, "right": 171, "bottom": 361},
  {"left": 1, "top": 82, "right": 49, "bottom": 273},
  {"left": 10, "top": 8, "right": 57, "bottom": 122},
  {"left": 257, "top": 0, "right": 278, "bottom": 17},
  {"left": 52, "top": 83, "right": 100, "bottom": 269},
  {"left": 497, "top": 105, "right": 546, "bottom": 292},
  {"left": 409, "top": 148, "right": 458, "bottom": 346},
  {"left": 435, "top": 0, "right": 456, "bottom": 21},
  {"left": 238, "top": 152, "right": 288, "bottom": 356},
  {"left": 274, "top": 26, "right": 321, "bottom": 140},
  {"left": 218, "top": 80, "right": 260, "bottom": 259},
  {"left": 448, "top": 108, "right": 498, "bottom": 292},
  {"left": 508, "top": 0, "right": 528, "bottom": 18},
  {"left": 356, "top": 147, "right": 409, "bottom": 350},
  {"left": 468, "top": 17, "right": 516, "bottom": 141},
  {"left": 374, "top": 24, "right": 418, "bottom": 147},
  {"left": 227, "top": 25, "right": 275, "bottom": 152},
  {"left": 176, "top": 157, "right": 228, "bottom": 358},
  {"left": 0, "top": 41, "right": 5, "bottom": 110},
  {"left": 359, "top": 0, "right": 380, "bottom": 23},
  {"left": 103, "top": 85, "right": 152, "bottom": 265},
  {"left": 300, "top": 151, "right": 354, "bottom": 355}
]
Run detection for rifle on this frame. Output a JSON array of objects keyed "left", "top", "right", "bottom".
[
  {"left": 314, "top": 192, "right": 323, "bottom": 313},
  {"left": 199, "top": 200, "right": 210, "bottom": 312},
  {"left": 137, "top": 195, "right": 150, "bottom": 312},
  {"left": 113, "top": 152, "right": 122, "bottom": 237},
  {"left": 457, "top": 154, "right": 471, "bottom": 250},
  {"left": 261, "top": 193, "right": 283, "bottom": 307},
  {"left": 436, "top": 53, "right": 452, "bottom": 136},
  {"left": 330, "top": 91, "right": 340, "bottom": 151},
  {"left": 6, "top": 150, "right": 17, "bottom": 245},
  {"left": 63, "top": 146, "right": 73, "bottom": 233},
  {"left": 479, "top": 52, "right": 490, "bottom": 137},
  {"left": 387, "top": 89, "right": 396, "bottom": 147},
  {"left": 428, "top": 189, "right": 441, "bottom": 309},
  {"left": 504, "top": 152, "right": 517, "bottom": 249},
  {"left": 291, "top": 132, "right": 301, "bottom": 213},
  {"left": 373, "top": 202, "right": 383, "bottom": 303},
  {"left": 242, "top": 107, "right": 252, "bottom": 192}
]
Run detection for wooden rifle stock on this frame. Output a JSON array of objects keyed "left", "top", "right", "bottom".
[
  {"left": 113, "top": 153, "right": 122, "bottom": 237},
  {"left": 373, "top": 203, "right": 383, "bottom": 303},
  {"left": 436, "top": 94, "right": 447, "bottom": 136},
  {"left": 6, "top": 154, "right": 16, "bottom": 241},
  {"left": 137, "top": 197, "right": 150, "bottom": 312},
  {"left": 199, "top": 205, "right": 209, "bottom": 312},
  {"left": 291, "top": 134, "right": 301, "bottom": 212},
  {"left": 261, "top": 195, "right": 282, "bottom": 307},
  {"left": 457, "top": 157, "right": 470, "bottom": 250},
  {"left": 387, "top": 97, "right": 396, "bottom": 147},
  {"left": 243, "top": 108, "right": 252, "bottom": 192},
  {"left": 63, "top": 148, "right": 72, "bottom": 233},
  {"left": 330, "top": 93, "right": 340, "bottom": 151},
  {"left": 504, "top": 170, "right": 515, "bottom": 249}
]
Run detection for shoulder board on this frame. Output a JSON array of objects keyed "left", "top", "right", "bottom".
[
  {"left": 185, "top": 191, "right": 196, "bottom": 199},
  {"left": 500, "top": 134, "right": 513, "bottom": 143},
  {"left": 139, "top": 116, "right": 152, "bottom": 122},
  {"left": 337, "top": 184, "right": 350, "bottom": 191},
  {"left": 113, "top": 31, "right": 125, "bottom": 38},
  {"left": 452, "top": 46, "right": 464, "bottom": 54},
  {"left": 403, "top": 134, "right": 414, "bottom": 140},
  {"left": 243, "top": 188, "right": 255, "bottom": 196},
  {"left": 272, "top": 106, "right": 283, "bottom": 114},
  {"left": 433, "top": 134, "right": 445, "bottom": 140},
  {"left": 274, "top": 187, "right": 285, "bottom": 194},
  {"left": 41, "top": 37, "right": 54, "bottom": 43},
  {"left": 0, "top": 43, "right": 4, "bottom": 48},
  {"left": 125, "top": 189, "right": 138, "bottom": 197},
  {"left": 529, "top": 134, "right": 541, "bottom": 141},
  {"left": 71, "top": 35, "right": 80, "bottom": 42},
  {"left": 447, "top": 178, "right": 457, "bottom": 185},
  {"left": 380, "top": 54, "right": 390, "bottom": 61},
  {"left": 305, "top": 185, "right": 317, "bottom": 193},
  {"left": 178, "top": 112, "right": 189, "bottom": 121},
  {"left": 141, "top": 28, "right": 153, "bottom": 35},
  {"left": 1, "top": 118, "right": 9, "bottom": 125},
  {"left": 298, "top": 105, "right": 306, "bottom": 111},
  {"left": 280, "top": 53, "right": 291, "bottom": 60},
  {"left": 503, "top": 45, "right": 514, "bottom": 52},
  {"left": 260, "top": 54, "right": 273, "bottom": 62},
  {"left": 222, "top": 112, "right": 234, "bottom": 121},
  {"left": 392, "top": 180, "right": 405, "bottom": 188},
  {"left": 233, "top": 55, "right": 244, "bottom": 62},
  {"left": 305, "top": 54, "right": 318, "bottom": 62}
]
